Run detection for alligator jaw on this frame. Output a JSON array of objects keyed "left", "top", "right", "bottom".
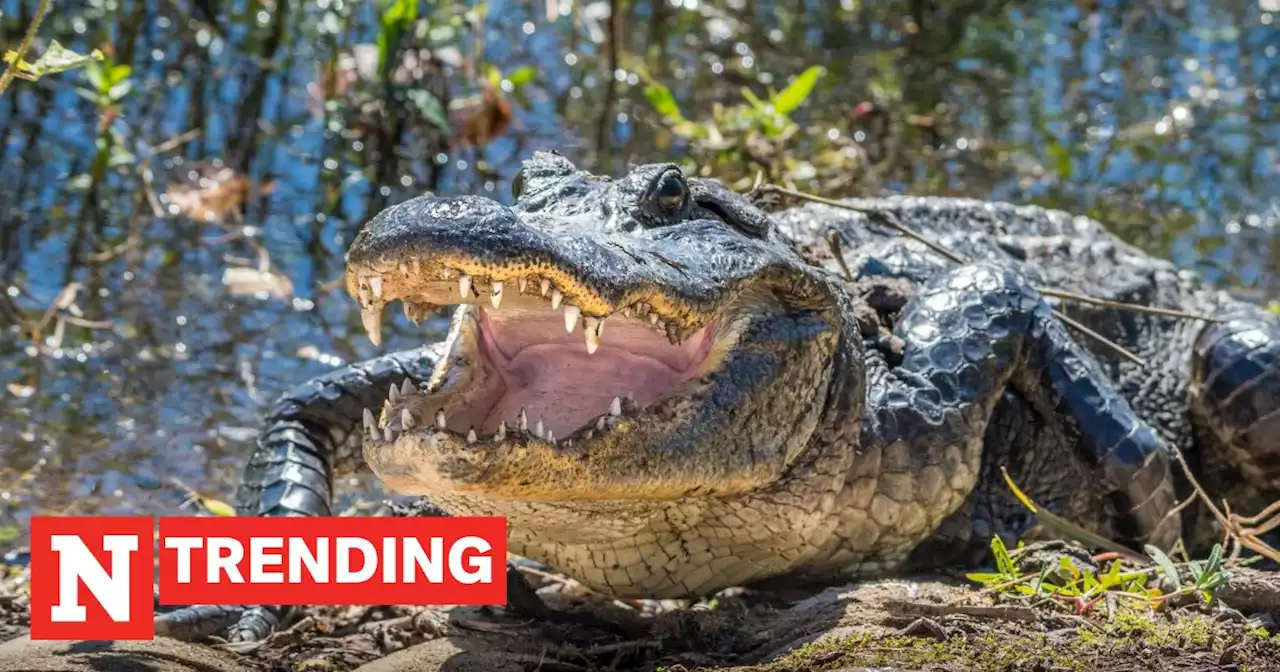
[
  {"left": 348, "top": 257, "right": 707, "bottom": 349},
  {"left": 347, "top": 256, "right": 743, "bottom": 498}
]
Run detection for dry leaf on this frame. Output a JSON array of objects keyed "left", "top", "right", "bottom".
[
  {"left": 454, "top": 82, "right": 512, "bottom": 148},
  {"left": 222, "top": 267, "right": 294, "bottom": 299},
  {"left": 163, "top": 164, "right": 275, "bottom": 223}
]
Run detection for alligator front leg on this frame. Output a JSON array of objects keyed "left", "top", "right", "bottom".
[
  {"left": 1189, "top": 305, "right": 1280, "bottom": 517},
  {"left": 155, "top": 345, "right": 442, "bottom": 642},
  {"left": 817, "top": 261, "right": 1177, "bottom": 575}
]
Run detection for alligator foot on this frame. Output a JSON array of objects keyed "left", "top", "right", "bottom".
[
  {"left": 153, "top": 604, "right": 247, "bottom": 640},
  {"left": 502, "top": 564, "right": 632, "bottom": 637}
]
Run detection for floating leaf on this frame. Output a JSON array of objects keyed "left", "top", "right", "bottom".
[
  {"left": 3, "top": 41, "right": 104, "bottom": 82},
  {"left": 644, "top": 82, "right": 684, "bottom": 122},
  {"left": 772, "top": 65, "right": 824, "bottom": 116},
  {"left": 6, "top": 383, "right": 35, "bottom": 398},
  {"left": 222, "top": 267, "right": 294, "bottom": 300}
]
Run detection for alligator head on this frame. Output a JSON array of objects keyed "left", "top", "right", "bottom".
[{"left": 345, "top": 152, "right": 857, "bottom": 539}]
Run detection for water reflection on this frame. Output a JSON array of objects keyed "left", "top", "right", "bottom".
[{"left": 0, "top": 0, "right": 1276, "bottom": 548}]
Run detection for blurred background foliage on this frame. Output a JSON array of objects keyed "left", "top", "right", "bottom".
[{"left": 0, "top": 0, "right": 1277, "bottom": 545}]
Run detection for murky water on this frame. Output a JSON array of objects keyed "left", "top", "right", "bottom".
[{"left": 1, "top": 0, "right": 1277, "bottom": 550}]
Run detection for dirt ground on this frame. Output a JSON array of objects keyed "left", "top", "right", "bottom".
[{"left": 4, "top": 548, "right": 1280, "bottom": 672}]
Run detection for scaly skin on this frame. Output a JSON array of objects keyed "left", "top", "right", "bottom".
[{"left": 157, "top": 153, "right": 1280, "bottom": 641}]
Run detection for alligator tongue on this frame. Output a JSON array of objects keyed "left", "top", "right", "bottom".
[{"left": 477, "top": 310, "right": 710, "bottom": 437}]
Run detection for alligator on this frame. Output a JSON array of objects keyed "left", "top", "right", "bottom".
[{"left": 157, "top": 151, "right": 1280, "bottom": 642}]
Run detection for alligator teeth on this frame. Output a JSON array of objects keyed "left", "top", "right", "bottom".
[
  {"left": 369, "top": 275, "right": 383, "bottom": 299},
  {"left": 550, "top": 288, "right": 563, "bottom": 309},
  {"left": 610, "top": 396, "right": 622, "bottom": 416},
  {"left": 584, "top": 430, "right": 594, "bottom": 440},
  {"left": 546, "top": 430, "right": 555, "bottom": 445},
  {"left": 361, "top": 308, "right": 383, "bottom": 346},
  {"left": 490, "top": 281, "right": 503, "bottom": 308},
  {"left": 459, "top": 273, "right": 472, "bottom": 298},
  {"left": 363, "top": 408, "right": 376, "bottom": 437},
  {"left": 383, "top": 426, "right": 392, "bottom": 442},
  {"left": 518, "top": 408, "right": 528, "bottom": 431},
  {"left": 442, "top": 266, "right": 451, "bottom": 279},
  {"left": 411, "top": 259, "right": 421, "bottom": 275},
  {"left": 467, "top": 428, "right": 477, "bottom": 444},
  {"left": 401, "top": 409, "right": 415, "bottom": 430},
  {"left": 535, "top": 419, "right": 545, "bottom": 439},
  {"left": 400, "top": 379, "right": 415, "bottom": 397},
  {"left": 596, "top": 417, "right": 606, "bottom": 431},
  {"left": 622, "top": 307, "right": 632, "bottom": 318},
  {"left": 584, "top": 316, "right": 604, "bottom": 354},
  {"left": 496, "top": 421, "right": 507, "bottom": 441},
  {"left": 649, "top": 313, "right": 659, "bottom": 326},
  {"left": 436, "top": 409, "right": 447, "bottom": 430},
  {"left": 564, "top": 305, "right": 581, "bottom": 333},
  {"left": 388, "top": 383, "right": 400, "bottom": 404},
  {"left": 398, "top": 263, "right": 409, "bottom": 277},
  {"left": 517, "top": 277, "right": 528, "bottom": 293},
  {"left": 358, "top": 285, "right": 371, "bottom": 306},
  {"left": 540, "top": 279, "right": 550, "bottom": 296}
]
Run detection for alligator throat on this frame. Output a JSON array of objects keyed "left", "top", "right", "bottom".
[{"left": 474, "top": 308, "right": 714, "bottom": 438}]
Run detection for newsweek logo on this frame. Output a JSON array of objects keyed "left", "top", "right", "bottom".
[{"left": 29, "top": 515, "right": 506, "bottom": 640}]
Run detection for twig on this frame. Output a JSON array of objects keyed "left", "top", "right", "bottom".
[
  {"left": 1170, "top": 448, "right": 1280, "bottom": 563},
  {"left": 1052, "top": 311, "right": 1147, "bottom": 367},
  {"left": 824, "top": 231, "right": 855, "bottom": 283},
  {"left": 1038, "top": 287, "right": 1221, "bottom": 323},
  {"left": 144, "top": 129, "right": 202, "bottom": 157},
  {"left": 0, "top": 0, "right": 54, "bottom": 96},
  {"left": 580, "top": 640, "right": 662, "bottom": 656},
  {"left": 761, "top": 185, "right": 1221, "bottom": 325},
  {"left": 760, "top": 185, "right": 966, "bottom": 264}
]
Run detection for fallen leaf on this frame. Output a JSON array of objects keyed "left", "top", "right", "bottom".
[
  {"left": 454, "top": 81, "right": 512, "bottom": 148},
  {"left": 222, "top": 267, "right": 294, "bottom": 299},
  {"left": 163, "top": 164, "right": 275, "bottom": 223}
]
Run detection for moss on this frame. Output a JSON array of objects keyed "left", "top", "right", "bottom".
[{"left": 729, "top": 611, "right": 1280, "bottom": 672}]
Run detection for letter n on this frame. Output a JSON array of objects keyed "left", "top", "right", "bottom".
[{"left": 29, "top": 517, "right": 155, "bottom": 640}]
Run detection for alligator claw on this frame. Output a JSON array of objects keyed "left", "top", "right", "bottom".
[{"left": 229, "top": 605, "right": 287, "bottom": 643}]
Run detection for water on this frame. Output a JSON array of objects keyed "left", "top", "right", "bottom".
[{"left": 0, "top": 0, "right": 1276, "bottom": 549}]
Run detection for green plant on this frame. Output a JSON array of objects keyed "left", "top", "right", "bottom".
[
  {"left": 377, "top": 0, "right": 419, "bottom": 74},
  {"left": 643, "top": 65, "right": 826, "bottom": 142},
  {"left": 3, "top": 40, "right": 102, "bottom": 86},
  {"left": 0, "top": 0, "right": 102, "bottom": 96}
]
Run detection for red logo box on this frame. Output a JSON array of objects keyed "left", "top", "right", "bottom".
[{"left": 29, "top": 517, "right": 155, "bottom": 640}]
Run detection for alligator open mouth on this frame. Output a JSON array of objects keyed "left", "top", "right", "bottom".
[{"left": 345, "top": 257, "right": 730, "bottom": 453}]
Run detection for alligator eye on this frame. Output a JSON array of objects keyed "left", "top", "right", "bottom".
[
  {"left": 651, "top": 171, "right": 687, "bottom": 214},
  {"left": 511, "top": 170, "right": 526, "bottom": 200}
]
